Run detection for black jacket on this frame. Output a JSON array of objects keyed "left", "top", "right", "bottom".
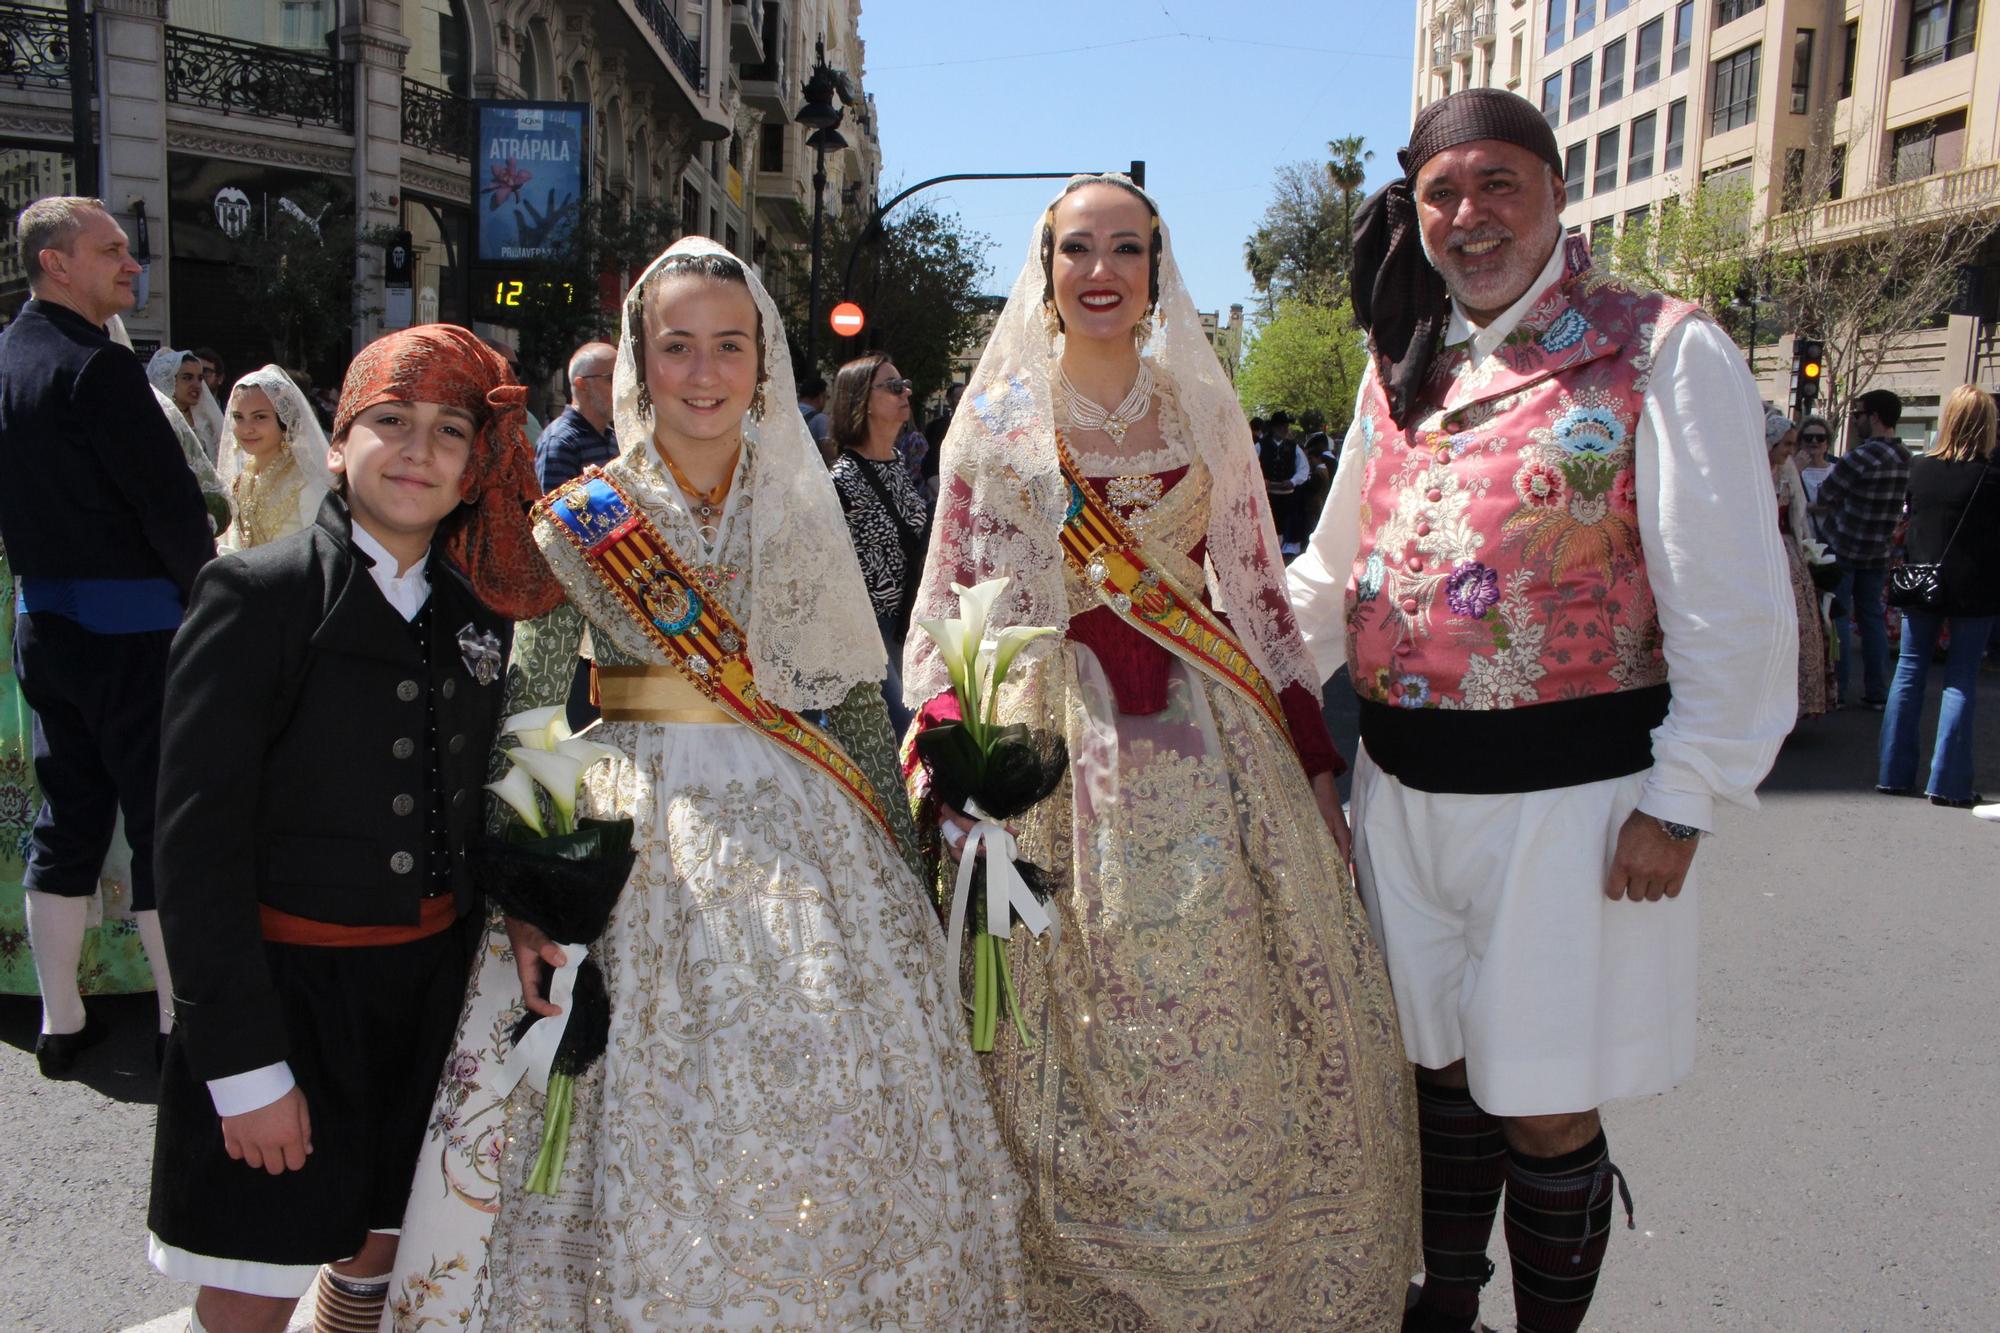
[
  {"left": 0, "top": 300, "right": 213, "bottom": 596},
  {"left": 1905, "top": 455, "right": 2000, "bottom": 617},
  {"left": 155, "top": 497, "right": 513, "bottom": 1081}
]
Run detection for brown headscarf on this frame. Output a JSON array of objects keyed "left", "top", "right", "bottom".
[
  {"left": 1351, "top": 88, "right": 1566, "bottom": 428},
  {"left": 334, "top": 324, "right": 564, "bottom": 619}
]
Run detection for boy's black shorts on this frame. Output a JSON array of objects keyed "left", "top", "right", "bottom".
[{"left": 148, "top": 925, "right": 469, "bottom": 1268}]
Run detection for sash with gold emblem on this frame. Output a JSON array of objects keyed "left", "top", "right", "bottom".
[
  {"left": 1054, "top": 435, "right": 1292, "bottom": 741},
  {"left": 538, "top": 469, "right": 901, "bottom": 847}
]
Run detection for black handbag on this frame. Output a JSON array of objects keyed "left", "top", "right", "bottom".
[{"left": 1887, "top": 469, "right": 1985, "bottom": 610}]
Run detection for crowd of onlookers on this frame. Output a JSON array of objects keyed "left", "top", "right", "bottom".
[{"left": 1770, "top": 384, "right": 2000, "bottom": 817}]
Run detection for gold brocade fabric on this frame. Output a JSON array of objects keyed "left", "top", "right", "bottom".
[
  {"left": 224, "top": 452, "right": 305, "bottom": 551},
  {"left": 977, "top": 437, "right": 1419, "bottom": 1330}
]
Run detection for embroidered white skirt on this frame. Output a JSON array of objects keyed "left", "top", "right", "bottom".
[{"left": 384, "top": 718, "right": 1024, "bottom": 1331}]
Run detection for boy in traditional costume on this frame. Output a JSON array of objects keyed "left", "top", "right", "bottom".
[{"left": 146, "top": 325, "right": 560, "bottom": 1333}]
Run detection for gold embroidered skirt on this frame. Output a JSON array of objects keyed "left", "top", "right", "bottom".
[{"left": 984, "top": 645, "right": 1420, "bottom": 1330}]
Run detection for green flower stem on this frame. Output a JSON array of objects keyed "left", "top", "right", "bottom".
[
  {"left": 993, "top": 939, "right": 1033, "bottom": 1048},
  {"left": 524, "top": 1072, "right": 575, "bottom": 1196},
  {"left": 972, "top": 931, "right": 996, "bottom": 1052}
]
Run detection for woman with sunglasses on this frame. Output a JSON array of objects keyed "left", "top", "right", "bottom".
[
  {"left": 1795, "top": 415, "right": 1836, "bottom": 517},
  {"left": 829, "top": 353, "right": 930, "bottom": 728}
]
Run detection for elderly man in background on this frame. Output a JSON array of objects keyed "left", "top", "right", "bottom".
[
  {"left": 534, "top": 339, "right": 618, "bottom": 493},
  {"left": 0, "top": 197, "right": 213, "bottom": 1076},
  {"left": 1288, "top": 89, "right": 1795, "bottom": 1333}
]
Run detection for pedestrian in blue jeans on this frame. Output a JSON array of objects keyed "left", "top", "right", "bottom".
[
  {"left": 1817, "top": 389, "right": 1912, "bottom": 707},
  {"left": 1876, "top": 385, "right": 2000, "bottom": 807}
]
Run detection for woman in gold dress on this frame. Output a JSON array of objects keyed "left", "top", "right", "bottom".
[
  {"left": 215, "top": 365, "right": 333, "bottom": 553},
  {"left": 904, "top": 174, "right": 1418, "bottom": 1329}
]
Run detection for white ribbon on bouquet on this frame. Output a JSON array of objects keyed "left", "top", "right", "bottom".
[
  {"left": 492, "top": 941, "right": 590, "bottom": 1097},
  {"left": 941, "top": 799, "right": 1054, "bottom": 1009}
]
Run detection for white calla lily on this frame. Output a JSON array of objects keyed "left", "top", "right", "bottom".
[
  {"left": 486, "top": 766, "right": 547, "bottom": 836},
  {"left": 509, "top": 746, "right": 585, "bottom": 831},
  {"left": 951, "top": 577, "right": 1009, "bottom": 704},
  {"left": 554, "top": 737, "right": 621, "bottom": 770},
  {"left": 986, "top": 624, "right": 1058, "bottom": 721},
  {"left": 917, "top": 616, "right": 974, "bottom": 702},
  {"left": 503, "top": 705, "right": 572, "bottom": 752}
]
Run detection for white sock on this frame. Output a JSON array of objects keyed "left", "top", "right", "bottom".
[
  {"left": 133, "top": 908, "right": 175, "bottom": 1032},
  {"left": 23, "top": 890, "right": 88, "bottom": 1034}
]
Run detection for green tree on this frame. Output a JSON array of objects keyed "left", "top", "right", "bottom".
[
  {"left": 775, "top": 200, "right": 992, "bottom": 403},
  {"left": 229, "top": 183, "right": 390, "bottom": 378},
  {"left": 1606, "top": 176, "right": 1763, "bottom": 346},
  {"left": 1236, "top": 298, "right": 1369, "bottom": 431},
  {"left": 1244, "top": 136, "right": 1373, "bottom": 314}
]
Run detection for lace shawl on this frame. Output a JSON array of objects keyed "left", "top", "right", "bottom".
[{"left": 607, "top": 236, "right": 883, "bottom": 712}]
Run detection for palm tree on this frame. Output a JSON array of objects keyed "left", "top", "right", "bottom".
[{"left": 1327, "top": 135, "right": 1374, "bottom": 245}]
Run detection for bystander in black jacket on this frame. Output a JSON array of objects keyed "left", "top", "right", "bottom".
[
  {"left": 154, "top": 495, "right": 513, "bottom": 1082},
  {"left": 0, "top": 299, "right": 212, "bottom": 595},
  {"left": 1906, "top": 453, "right": 2000, "bottom": 617}
]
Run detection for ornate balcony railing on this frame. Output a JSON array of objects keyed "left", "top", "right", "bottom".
[
  {"left": 630, "top": 0, "right": 704, "bottom": 91},
  {"left": 164, "top": 27, "right": 351, "bottom": 130},
  {"left": 402, "top": 77, "right": 470, "bottom": 160},
  {"left": 0, "top": 0, "right": 87, "bottom": 91}
]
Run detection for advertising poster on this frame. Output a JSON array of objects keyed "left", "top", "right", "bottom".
[{"left": 473, "top": 101, "right": 589, "bottom": 265}]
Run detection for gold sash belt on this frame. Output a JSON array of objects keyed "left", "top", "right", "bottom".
[{"left": 593, "top": 664, "right": 733, "bottom": 723}]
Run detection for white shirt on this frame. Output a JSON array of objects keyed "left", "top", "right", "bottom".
[
  {"left": 206, "top": 520, "right": 433, "bottom": 1118},
  {"left": 1286, "top": 244, "right": 1796, "bottom": 832}
]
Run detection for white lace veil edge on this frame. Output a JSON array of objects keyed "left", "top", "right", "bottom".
[
  {"left": 609, "top": 235, "right": 884, "bottom": 712},
  {"left": 216, "top": 365, "right": 335, "bottom": 530},
  {"left": 145, "top": 346, "right": 225, "bottom": 458},
  {"left": 902, "top": 174, "right": 1318, "bottom": 710}
]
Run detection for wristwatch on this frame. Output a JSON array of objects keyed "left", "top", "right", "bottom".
[{"left": 1654, "top": 818, "right": 1701, "bottom": 842}]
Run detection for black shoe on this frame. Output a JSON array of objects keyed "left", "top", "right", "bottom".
[
  {"left": 1929, "top": 792, "right": 1986, "bottom": 809},
  {"left": 1864, "top": 697, "right": 1887, "bottom": 711},
  {"left": 1875, "top": 784, "right": 1914, "bottom": 796},
  {"left": 35, "top": 1014, "right": 107, "bottom": 1079}
]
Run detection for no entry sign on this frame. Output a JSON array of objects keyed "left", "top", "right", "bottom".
[{"left": 829, "top": 301, "right": 865, "bottom": 337}]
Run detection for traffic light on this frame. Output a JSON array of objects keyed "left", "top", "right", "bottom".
[{"left": 1791, "top": 337, "right": 1826, "bottom": 414}]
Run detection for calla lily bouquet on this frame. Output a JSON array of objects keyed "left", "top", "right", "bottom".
[
  {"left": 1798, "top": 537, "right": 1844, "bottom": 591},
  {"left": 474, "top": 706, "right": 636, "bottom": 1194},
  {"left": 914, "top": 577, "right": 1070, "bottom": 1052}
]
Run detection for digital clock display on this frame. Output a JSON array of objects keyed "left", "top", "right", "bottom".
[{"left": 473, "top": 272, "right": 578, "bottom": 316}]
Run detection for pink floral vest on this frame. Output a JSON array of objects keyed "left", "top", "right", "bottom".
[{"left": 1348, "top": 238, "right": 1701, "bottom": 715}]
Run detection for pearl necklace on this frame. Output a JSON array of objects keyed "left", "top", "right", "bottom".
[{"left": 1056, "top": 361, "right": 1154, "bottom": 444}]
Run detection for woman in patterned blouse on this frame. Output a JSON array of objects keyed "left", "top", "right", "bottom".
[{"left": 828, "top": 353, "right": 931, "bottom": 729}]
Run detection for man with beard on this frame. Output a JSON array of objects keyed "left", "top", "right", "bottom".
[{"left": 1287, "top": 90, "right": 1795, "bottom": 1333}]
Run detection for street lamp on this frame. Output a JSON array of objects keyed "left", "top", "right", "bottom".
[{"left": 797, "top": 39, "right": 847, "bottom": 373}]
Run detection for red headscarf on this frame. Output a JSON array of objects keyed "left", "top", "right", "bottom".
[{"left": 334, "top": 324, "right": 564, "bottom": 619}]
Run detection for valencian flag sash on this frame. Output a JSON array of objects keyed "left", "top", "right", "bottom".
[
  {"left": 1054, "top": 435, "right": 1292, "bottom": 742},
  {"left": 538, "top": 468, "right": 901, "bottom": 847}
]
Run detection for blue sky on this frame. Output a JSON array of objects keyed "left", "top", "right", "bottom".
[{"left": 856, "top": 0, "right": 1420, "bottom": 321}]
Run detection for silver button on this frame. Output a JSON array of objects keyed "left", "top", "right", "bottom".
[
  {"left": 389, "top": 851, "right": 414, "bottom": 875},
  {"left": 392, "top": 793, "right": 415, "bottom": 816},
  {"left": 396, "top": 679, "right": 420, "bottom": 702},
  {"left": 448, "top": 734, "right": 466, "bottom": 755},
  {"left": 440, "top": 678, "right": 457, "bottom": 700},
  {"left": 392, "top": 737, "right": 416, "bottom": 760}
]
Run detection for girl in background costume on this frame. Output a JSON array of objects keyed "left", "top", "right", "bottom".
[
  {"left": 215, "top": 366, "right": 334, "bottom": 553},
  {"left": 384, "top": 237, "right": 1023, "bottom": 1331},
  {"left": 904, "top": 175, "right": 1417, "bottom": 1329},
  {"left": 148, "top": 347, "right": 227, "bottom": 463}
]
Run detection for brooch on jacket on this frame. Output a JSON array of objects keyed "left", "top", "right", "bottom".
[{"left": 458, "top": 622, "right": 504, "bottom": 686}]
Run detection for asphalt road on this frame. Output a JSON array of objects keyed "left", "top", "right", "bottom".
[{"left": 3, "top": 669, "right": 1995, "bottom": 1331}]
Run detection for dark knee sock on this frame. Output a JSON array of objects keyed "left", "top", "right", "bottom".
[
  {"left": 1504, "top": 1131, "right": 1634, "bottom": 1333},
  {"left": 1406, "top": 1081, "right": 1507, "bottom": 1332}
]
